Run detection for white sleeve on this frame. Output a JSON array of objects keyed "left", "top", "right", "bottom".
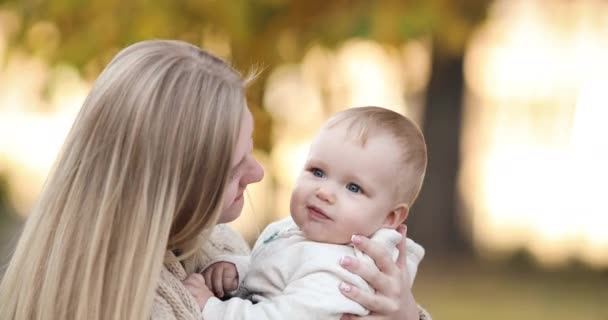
[
  {"left": 356, "top": 229, "right": 426, "bottom": 287},
  {"left": 201, "top": 269, "right": 369, "bottom": 320},
  {"left": 200, "top": 220, "right": 289, "bottom": 294},
  {"left": 404, "top": 238, "right": 425, "bottom": 286}
]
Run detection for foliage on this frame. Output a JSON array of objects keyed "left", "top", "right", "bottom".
[
  {"left": 5, "top": 0, "right": 488, "bottom": 70},
  {"left": 1, "top": 0, "right": 488, "bottom": 150}
]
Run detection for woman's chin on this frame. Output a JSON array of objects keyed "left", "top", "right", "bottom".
[
  {"left": 218, "top": 202, "right": 244, "bottom": 223},
  {"left": 218, "top": 213, "right": 238, "bottom": 224}
]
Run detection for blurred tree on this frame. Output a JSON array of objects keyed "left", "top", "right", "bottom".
[
  {"left": 0, "top": 173, "right": 21, "bottom": 264},
  {"left": 2, "top": 0, "right": 489, "bottom": 254},
  {"left": 0, "top": 174, "right": 11, "bottom": 216}
]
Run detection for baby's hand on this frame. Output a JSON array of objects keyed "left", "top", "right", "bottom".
[
  {"left": 202, "top": 261, "right": 239, "bottom": 298},
  {"left": 182, "top": 273, "right": 213, "bottom": 311}
]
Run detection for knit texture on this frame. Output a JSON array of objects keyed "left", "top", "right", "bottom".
[{"left": 151, "top": 224, "right": 249, "bottom": 320}]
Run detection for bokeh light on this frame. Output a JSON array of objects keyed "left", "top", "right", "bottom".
[{"left": 461, "top": 0, "right": 608, "bottom": 267}]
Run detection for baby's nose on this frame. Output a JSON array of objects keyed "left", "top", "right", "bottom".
[{"left": 315, "top": 187, "right": 335, "bottom": 204}]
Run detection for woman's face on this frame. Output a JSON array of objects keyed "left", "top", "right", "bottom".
[{"left": 219, "top": 109, "right": 264, "bottom": 223}]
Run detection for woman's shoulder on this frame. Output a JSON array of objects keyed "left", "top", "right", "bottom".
[
  {"left": 180, "top": 223, "right": 251, "bottom": 274},
  {"left": 208, "top": 223, "right": 251, "bottom": 255}
]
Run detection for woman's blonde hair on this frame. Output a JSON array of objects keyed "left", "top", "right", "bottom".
[{"left": 0, "top": 40, "right": 247, "bottom": 319}]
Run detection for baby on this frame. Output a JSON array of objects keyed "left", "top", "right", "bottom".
[{"left": 194, "top": 106, "right": 427, "bottom": 319}]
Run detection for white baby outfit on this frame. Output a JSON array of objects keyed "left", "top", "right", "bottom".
[{"left": 201, "top": 217, "right": 425, "bottom": 320}]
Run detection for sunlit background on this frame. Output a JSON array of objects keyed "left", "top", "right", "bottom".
[
  {"left": 0, "top": 1, "right": 606, "bottom": 319},
  {"left": 462, "top": 0, "right": 608, "bottom": 269}
]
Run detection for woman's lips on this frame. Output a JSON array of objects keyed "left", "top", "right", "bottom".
[{"left": 307, "top": 205, "right": 331, "bottom": 221}]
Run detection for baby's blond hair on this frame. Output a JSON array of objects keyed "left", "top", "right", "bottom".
[{"left": 325, "top": 106, "right": 427, "bottom": 206}]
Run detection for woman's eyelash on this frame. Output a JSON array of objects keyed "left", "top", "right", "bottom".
[
  {"left": 230, "top": 155, "right": 250, "bottom": 180},
  {"left": 229, "top": 170, "right": 238, "bottom": 181},
  {"left": 229, "top": 165, "right": 243, "bottom": 180}
]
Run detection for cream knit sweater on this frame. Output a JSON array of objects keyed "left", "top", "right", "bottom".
[{"left": 150, "top": 224, "right": 431, "bottom": 320}]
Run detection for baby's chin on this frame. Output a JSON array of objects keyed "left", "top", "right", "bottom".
[
  {"left": 301, "top": 228, "right": 351, "bottom": 245},
  {"left": 291, "top": 213, "right": 353, "bottom": 244}
]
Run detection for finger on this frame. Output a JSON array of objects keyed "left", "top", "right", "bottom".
[
  {"left": 203, "top": 270, "right": 214, "bottom": 294},
  {"left": 339, "top": 281, "right": 397, "bottom": 314},
  {"left": 340, "top": 314, "right": 358, "bottom": 320},
  {"left": 224, "top": 263, "right": 239, "bottom": 291},
  {"left": 340, "top": 255, "right": 392, "bottom": 294},
  {"left": 212, "top": 264, "right": 225, "bottom": 298},
  {"left": 351, "top": 235, "right": 398, "bottom": 275},
  {"left": 223, "top": 279, "right": 237, "bottom": 293},
  {"left": 223, "top": 269, "right": 238, "bottom": 292},
  {"left": 224, "top": 263, "right": 238, "bottom": 279},
  {"left": 395, "top": 224, "right": 408, "bottom": 270}
]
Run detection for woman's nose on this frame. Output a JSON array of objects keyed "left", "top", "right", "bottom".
[
  {"left": 315, "top": 187, "right": 335, "bottom": 204},
  {"left": 242, "top": 156, "right": 264, "bottom": 186}
]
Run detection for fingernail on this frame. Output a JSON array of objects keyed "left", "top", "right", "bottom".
[
  {"left": 339, "top": 256, "right": 352, "bottom": 267},
  {"left": 339, "top": 282, "right": 352, "bottom": 292},
  {"left": 351, "top": 235, "right": 361, "bottom": 244}
]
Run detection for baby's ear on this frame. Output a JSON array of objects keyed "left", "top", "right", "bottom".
[{"left": 383, "top": 204, "right": 409, "bottom": 229}]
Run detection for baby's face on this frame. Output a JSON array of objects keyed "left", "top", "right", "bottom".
[{"left": 290, "top": 125, "right": 403, "bottom": 244}]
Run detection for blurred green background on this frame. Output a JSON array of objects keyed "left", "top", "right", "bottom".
[{"left": 0, "top": 1, "right": 607, "bottom": 319}]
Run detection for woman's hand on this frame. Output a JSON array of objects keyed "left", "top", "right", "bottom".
[
  {"left": 339, "top": 225, "right": 419, "bottom": 320},
  {"left": 182, "top": 273, "right": 214, "bottom": 311}
]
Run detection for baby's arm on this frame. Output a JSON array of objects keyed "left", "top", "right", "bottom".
[
  {"left": 199, "top": 222, "right": 281, "bottom": 298},
  {"left": 202, "top": 267, "right": 369, "bottom": 320}
]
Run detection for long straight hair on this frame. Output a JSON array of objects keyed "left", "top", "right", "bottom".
[{"left": 0, "top": 40, "right": 246, "bottom": 319}]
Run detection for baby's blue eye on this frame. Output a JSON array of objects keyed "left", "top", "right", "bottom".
[
  {"left": 346, "top": 183, "right": 362, "bottom": 193},
  {"left": 311, "top": 168, "right": 324, "bottom": 178}
]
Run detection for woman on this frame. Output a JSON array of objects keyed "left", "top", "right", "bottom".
[{"left": 0, "top": 40, "right": 430, "bottom": 320}]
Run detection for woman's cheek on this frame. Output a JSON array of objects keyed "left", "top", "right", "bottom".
[{"left": 222, "top": 181, "right": 238, "bottom": 207}]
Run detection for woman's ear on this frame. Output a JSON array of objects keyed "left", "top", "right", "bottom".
[{"left": 383, "top": 204, "right": 409, "bottom": 229}]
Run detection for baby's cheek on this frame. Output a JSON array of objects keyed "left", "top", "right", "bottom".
[
  {"left": 337, "top": 219, "right": 361, "bottom": 240},
  {"left": 321, "top": 227, "right": 350, "bottom": 245},
  {"left": 354, "top": 215, "right": 380, "bottom": 237}
]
